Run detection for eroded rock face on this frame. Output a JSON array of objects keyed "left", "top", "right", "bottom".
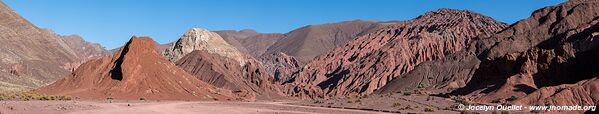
[
  {"left": 38, "top": 37, "right": 232, "bottom": 100},
  {"left": 450, "top": 0, "right": 599, "bottom": 106},
  {"left": 374, "top": 0, "right": 599, "bottom": 111},
  {"left": 163, "top": 28, "right": 246, "bottom": 65},
  {"left": 515, "top": 78, "right": 599, "bottom": 107},
  {"left": 286, "top": 9, "right": 507, "bottom": 98},
  {"left": 175, "top": 50, "right": 286, "bottom": 101},
  {"left": 0, "top": 2, "right": 107, "bottom": 89},
  {"left": 259, "top": 52, "right": 301, "bottom": 84},
  {"left": 264, "top": 20, "right": 386, "bottom": 65}
]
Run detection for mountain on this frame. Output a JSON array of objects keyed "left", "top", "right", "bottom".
[
  {"left": 163, "top": 28, "right": 247, "bottom": 65},
  {"left": 260, "top": 52, "right": 301, "bottom": 84},
  {"left": 239, "top": 33, "right": 285, "bottom": 57},
  {"left": 263, "top": 20, "right": 387, "bottom": 65},
  {"left": 215, "top": 29, "right": 284, "bottom": 58},
  {"left": 214, "top": 29, "right": 260, "bottom": 53},
  {"left": 175, "top": 50, "right": 286, "bottom": 101},
  {"left": 285, "top": 9, "right": 508, "bottom": 98},
  {"left": 55, "top": 34, "right": 108, "bottom": 70},
  {"left": 38, "top": 36, "right": 232, "bottom": 100},
  {"left": 375, "top": 0, "right": 599, "bottom": 112},
  {"left": 458, "top": 0, "right": 598, "bottom": 106},
  {"left": 0, "top": 1, "right": 106, "bottom": 90}
]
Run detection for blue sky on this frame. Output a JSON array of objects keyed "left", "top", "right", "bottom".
[{"left": 4, "top": 0, "right": 565, "bottom": 49}]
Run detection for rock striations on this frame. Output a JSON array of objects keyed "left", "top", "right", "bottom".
[
  {"left": 38, "top": 36, "right": 231, "bottom": 100},
  {"left": 376, "top": 0, "right": 599, "bottom": 112},
  {"left": 175, "top": 50, "right": 286, "bottom": 101},
  {"left": 259, "top": 52, "right": 301, "bottom": 84},
  {"left": 285, "top": 9, "right": 507, "bottom": 98},
  {"left": 0, "top": 1, "right": 107, "bottom": 90},
  {"left": 453, "top": 0, "right": 599, "bottom": 107},
  {"left": 163, "top": 28, "right": 246, "bottom": 65}
]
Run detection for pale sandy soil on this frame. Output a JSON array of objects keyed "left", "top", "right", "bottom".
[
  {"left": 0, "top": 100, "right": 389, "bottom": 114},
  {"left": 294, "top": 94, "right": 537, "bottom": 114},
  {"left": 294, "top": 94, "right": 459, "bottom": 114}
]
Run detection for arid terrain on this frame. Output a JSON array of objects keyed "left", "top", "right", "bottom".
[
  {"left": 1, "top": 0, "right": 598, "bottom": 113},
  {"left": 0, "top": 100, "right": 387, "bottom": 114}
]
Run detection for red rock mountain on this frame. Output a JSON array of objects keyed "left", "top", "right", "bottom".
[
  {"left": 38, "top": 37, "right": 231, "bottom": 100},
  {"left": 376, "top": 0, "right": 599, "bottom": 112},
  {"left": 0, "top": 2, "right": 106, "bottom": 90},
  {"left": 175, "top": 50, "right": 286, "bottom": 101},
  {"left": 259, "top": 52, "right": 301, "bottom": 84},
  {"left": 263, "top": 20, "right": 387, "bottom": 65},
  {"left": 285, "top": 9, "right": 507, "bottom": 98},
  {"left": 457, "top": 0, "right": 599, "bottom": 106}
]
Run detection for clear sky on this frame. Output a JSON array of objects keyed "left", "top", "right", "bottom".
[{"left": 4, "top": 0, "right": 565, "bottom": 49}]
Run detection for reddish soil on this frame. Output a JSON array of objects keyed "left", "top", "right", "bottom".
[
  {"left": 285, "top": 9, "right": 507, "bottom": 99},
  {"left": 175, "top": 50, "right": 286, "bottom": 101},
  {"left": 37, "top": 37, "right": 232, "bottom": 101},
  {"left": 374, "top": 1, "right": 599, "bottom": 113},
  {"left": 0, "top": 100, "right": 386, "bottom": 114}
]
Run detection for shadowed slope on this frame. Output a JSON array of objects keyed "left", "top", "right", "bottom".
[{"left": 38, "top": 36, "right": 232, "bottom": 100}]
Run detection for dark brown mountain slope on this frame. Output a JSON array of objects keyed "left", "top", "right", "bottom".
[
  {"left": 285, "top": 9, "right": 507, "bottom": 98},
  {"left": 214, "top": 29, "right": 260, "bottom": 53},
  {"left": 38, "top": 36, "right": 231, "bottom": 100},
  {"left": 240, "top": 33, "right": 286, "bottom": 57},
  {"left": 0, "top": 1, "right": 106, "bottom": 90},
  {"left": 263, "top": 20, "right": 386, "bottom": 65},
  {"left": 215, "top": 29, "right": 284, "bottom": 58}
]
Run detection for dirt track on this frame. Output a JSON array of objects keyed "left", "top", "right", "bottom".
[{"left": 0, "top": 101, "right": 388, "bottom": 114}]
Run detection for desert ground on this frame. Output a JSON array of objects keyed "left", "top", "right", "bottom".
[{"left": 0, "top": 100, "right": 394, "bottom": 114}]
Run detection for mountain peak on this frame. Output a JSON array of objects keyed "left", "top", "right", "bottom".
[
  {"left": 239, "top": 29, "right": 258, "bottom": 34},
  {"left": 415, "top": 8, "right": 503, "bottom": 25},
  {"left": 164, "top": 28, "right": 247, "bottom": 65},
  {"left": 420, "top": 8, "right": 475, "bottom": 17},
  {"left": 121, "top": 36, "right": 158, "bottom": 54},
  {"left": 39, "top": 36, "right": 232, "bottom": 100}
]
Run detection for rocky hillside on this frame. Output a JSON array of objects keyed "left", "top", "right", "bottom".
[
  {"left": 176, "top": 50, "right": 286, "bottom": 101},
  {"left": 163, "top": 28, "right": 246, "bottom": 65},
  {"left": 374, "top": 0, "right": 599, "bottom": 112},
  {"left": 259, "top": 52, "right": 301, "bottom": 84},
  {"left": 0, "top": 1, "right": 106, "bottom": 90},
  {"left": 460, "top": 0, "right": 598, "bottom": 106},
  {"left": 38, "top": 37, "right": 231, "bottom": 100},
  {"left": 285, "top": 9, "right": 507, "bottom": 98}
]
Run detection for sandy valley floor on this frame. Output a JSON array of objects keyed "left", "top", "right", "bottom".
[{"left": 0, "top": 100, "right": 390, "bottom": 114}]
